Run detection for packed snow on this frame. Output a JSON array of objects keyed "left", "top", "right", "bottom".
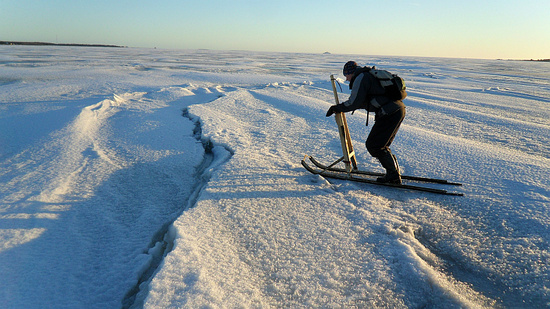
[{"left": 0, "top": 46, "right": 549, "bottom": 308}]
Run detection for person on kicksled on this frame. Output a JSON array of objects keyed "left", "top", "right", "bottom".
[{"left": 326, "top": 61, "right": 406, "bottom": 184}]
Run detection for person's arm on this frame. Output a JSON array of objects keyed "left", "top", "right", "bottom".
[{"left": 326, "top": 73, "right": 369, "bottom": 116}]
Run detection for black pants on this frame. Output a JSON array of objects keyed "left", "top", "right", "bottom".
[{"left": 366, "top": 108, "right": 406, "bottom": 158}]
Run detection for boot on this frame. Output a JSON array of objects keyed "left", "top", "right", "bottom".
[{"left": 376, "top": 152, "right": 402, "bottom": 184}]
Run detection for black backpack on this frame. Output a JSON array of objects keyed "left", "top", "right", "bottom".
[{"left": 368, "top": 67, "right": 407, "bottom": 101}]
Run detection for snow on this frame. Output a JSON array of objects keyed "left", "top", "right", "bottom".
[{"left": 0, "top": 46, "right": 549, "bottom": 308}]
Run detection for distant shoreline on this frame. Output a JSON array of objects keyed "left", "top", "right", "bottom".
[
  {"left": 499, "top": 58, "right": 550, "bottom": 62},
  {"left": 0, "top": 41, "right": 127, "bottom": 48}
]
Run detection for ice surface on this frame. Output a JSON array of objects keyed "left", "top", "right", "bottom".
[{"left": 0, "top": 46, "right": 549, "bottom": 308}]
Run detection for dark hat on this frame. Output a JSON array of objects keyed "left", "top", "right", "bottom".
[{"left": 343, "top": 61, "right": 357, "bottom": 76}]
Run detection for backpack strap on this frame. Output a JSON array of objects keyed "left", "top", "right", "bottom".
[{"left": 349, "top": 67, "right": 372, "bottom": 89}]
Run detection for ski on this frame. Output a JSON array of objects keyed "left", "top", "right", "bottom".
[
  {"left": 302, "top": 158, "right": 464, "bottom": 196},
  {"left": 307, "top": 156, "right": 462, "bottom": 186}
]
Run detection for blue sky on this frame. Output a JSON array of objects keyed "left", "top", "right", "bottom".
[{"left": 2, "top": 0, "right": 549, "bottom": 59}]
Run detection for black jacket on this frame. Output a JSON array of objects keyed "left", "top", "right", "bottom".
[{"left": 334, "top": 67, "right": 405, "bottom": 117}]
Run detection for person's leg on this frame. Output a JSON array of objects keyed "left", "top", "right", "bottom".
[{"left": 366, "top": 108, "right": 405, "bottom": 183}]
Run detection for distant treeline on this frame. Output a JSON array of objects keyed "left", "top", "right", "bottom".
[
  {"left": 0, "top": 41, "right": 126, "bottom": 48},
  {"left": 526, "top": 59, "right": 550, "bottom": 62}
]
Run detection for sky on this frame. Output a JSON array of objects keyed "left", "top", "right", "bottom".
[{"left": 1, "top": 0, "right": 549, "bottom": 59}]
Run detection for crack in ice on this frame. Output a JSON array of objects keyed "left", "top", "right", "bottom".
[{"left": 122, "top": 107, "right": 233, "bottom": 309}]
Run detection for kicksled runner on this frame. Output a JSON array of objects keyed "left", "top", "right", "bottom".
[{"left": 302, "top": 75, "right": 463, "bottom": 196}]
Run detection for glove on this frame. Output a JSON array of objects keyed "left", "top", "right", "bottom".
[{"left": 326, "top": 105, "right": 338, "bottom": 117}]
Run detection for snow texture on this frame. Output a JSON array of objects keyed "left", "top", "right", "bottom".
[{"left": 0, "top": 46, "right": 549, "bottom": 308}]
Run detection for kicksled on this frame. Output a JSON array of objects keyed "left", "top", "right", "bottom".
[{"left": 302, "top": 75, "right": 463, "bottom": 196}]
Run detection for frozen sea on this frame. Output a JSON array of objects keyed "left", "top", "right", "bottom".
[{"left": 0, "top": 46, "right": 549, "bottom": 308}]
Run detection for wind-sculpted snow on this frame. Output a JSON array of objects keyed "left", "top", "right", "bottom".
[
  {"left": 0, "top": 58, "right": 227, "bottom": 306},
  {"left": 1, "top": 46, "right": 549, "bottom": 308}
]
